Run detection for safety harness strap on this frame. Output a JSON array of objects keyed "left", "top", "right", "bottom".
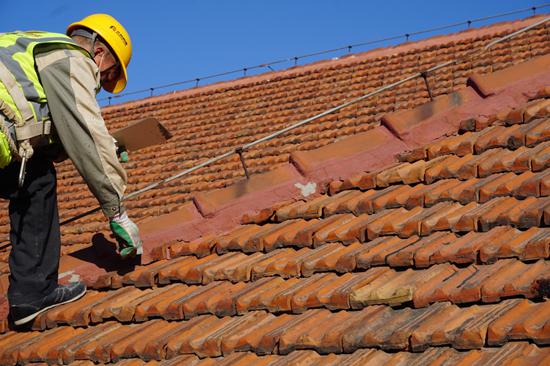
[
  {"left": 15, "top": 120, "right": 51, "bottom": 140},
  {"left": 0, "top": 61, "right": 34, "bottom": 126}
]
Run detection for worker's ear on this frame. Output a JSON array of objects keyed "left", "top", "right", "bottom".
[{"left": 93, "top": 43, "right": 107, "bottom": 58}]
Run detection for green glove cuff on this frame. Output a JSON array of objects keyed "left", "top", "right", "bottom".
[{"left": 110, "top": 221, "right": 138, "bottom": 259}]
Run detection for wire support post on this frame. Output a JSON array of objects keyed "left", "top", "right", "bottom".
[
  {"left": 235, "top": 147, "right": 250, "bottom": 179},
  {"left": 420, "top": 71, "right": 434, "bottom": 101}
]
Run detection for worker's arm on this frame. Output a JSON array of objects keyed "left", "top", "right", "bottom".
[{"left": 35, "top": 47, "right": 127, "bottom": 218}]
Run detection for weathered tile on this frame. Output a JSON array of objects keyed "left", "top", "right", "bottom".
[
  {"left": 423, "top": 178, "right": 463, "bottom": 206},
  {"left": 355, "top": 236, "right": 419, "bottom": 268},
  {"left": 419, "top": 202, "right": 476, "bottom": 236},
  {"left": 365, "top": 208, "right": 411, "bottom": 239},
  {"left": 322, "top": 190, "right": 364, "bottom": 216},
  {"left": 325, "top": 268, "right": 389, "bottom": 309},
  {"left": 202, "top": 251, "right": 264, "bottom": 283},
  {"left": 410, "top": 303, "right": 481, "bottom": 350},
  {"left": 215, "top": 225, "right": 264, "bottom": 253},
  {"left": 127, "top": 321, "right": 189, "bottom": 361},
  {"left": 290, "top": 273, "right": 341, "bottom": 312},
  {"left": 312, "top": 213, "right": 357, "bottom": 245},
  {"left": 198, "top": 312, "right": 271, "bottom": 358},
  {"left": 41, "top": 290, "right": 108, "bottom": 328},
  {"left": 23, "top": 326, "right": 86, "bottom": 364},
  {"left": 168, "top": 236, "right": 216, "bottom": 259},
  {"left": 482, "top": 259, "right": 549, "bottom": 302},
  {"left": 156, "top": 254, "right": 215, "bottom": 284},
  {"left": 350, "top": 268, "right": 414, "bottom": 307},
  {"left": 278, "top": 308, "right": 333, "bottom": 354},
  {"left": 107, "top": 320, "right": 168, "bottom": 362},
  {"left": 248, "top": 219, "right": 307, "bottom": 252},
  {"left": 122, "top": 259, "right": 174, "bottom": 287},
  {"left": 300, "top": 242, "right": 356, "bottom": 276},
  {"left": 525, "top": 117, "right": 550, "bottom": 147},
  {"left": 134, "top": 283, "right": 194, "bottom": 321},
  {"left": 165, "top": 315, "right": 231, "bottom": 358},
  {"left": 68, "top": 322, "right": 136, "bottom": 363},
  {"left": 448, "top": 260, "right": 512, "bottom": 304},
  {"left": 181, "top": 281, "right": 246, "bottom": 318},
  {"left": 427, "top": 132, "right": 476, "bottom": 159},
  {"left": 481, "top": 172, "right": 533, "bottom": 202},
  {"left": 453, "top": 197, "right": 508, "bottom": 232},
  {"left": 530, "top": 141, "right": 550, "bottom": 172},
  {"left": 0, "top": 330, "right": 50, "bottom": 365},
  {"left": 234, "top": 313, "right": 294, "bottom": 355},
  {"left": 61, "top": 322, "right": 123, "bottom": 364},
  {"left": 90, "top": 286, "right": 147, "bottom": 323},
  {"left": 487, "top": 299, "right": 532, "bottom": 346},
  {"left": 337, "top": 348, "right": 391, "bottom": 365},
  {"left": 268, "top": 274, "right": 329, "bottom": 313},
  {"left": 386, "top": 231, "right": 456, "bottom": 268},
  {"left": 453, "top": 299, "right": 521, "bottom": 349},
  {"left": 234, "top": 277, "right": 286, "bottom": 314}
]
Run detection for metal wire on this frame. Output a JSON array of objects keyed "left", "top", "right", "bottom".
[
  {"left": 56, "top": 15, "right": 550, "bottom": 227},
  {"left": 99, "top": 3, "right": 550, "bottom": 104}
]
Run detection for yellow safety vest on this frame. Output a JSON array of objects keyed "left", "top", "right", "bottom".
[{"left": 0, "top": 31, "right": 89, "bottom": 168}]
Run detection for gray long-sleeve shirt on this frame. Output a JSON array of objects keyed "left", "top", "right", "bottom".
[{"left": 34, "top": 46, "right": 127, "bottom": 218}]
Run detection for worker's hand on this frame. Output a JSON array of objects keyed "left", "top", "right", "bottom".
[
  {"left": 118, "top": 150, "right": 129, "bottom": 163},
  {"left": 109, "top": 211, "right": 143, "bottom": 259}
]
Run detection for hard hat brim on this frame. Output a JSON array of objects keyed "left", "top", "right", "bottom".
[{"left": 101, "top": 63, "right": 128, "bottom": 94}]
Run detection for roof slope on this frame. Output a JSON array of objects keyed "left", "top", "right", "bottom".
[
  {"left": 0, "top": 15, "right": 547, "bottom": 251},
  {"left": 0, "top": 14, "right": 549, "bottom": 366},
  {"left": 1, "top": 79, "right": 550, "bottom": 365}
]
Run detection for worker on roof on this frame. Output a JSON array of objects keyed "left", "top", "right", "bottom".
[{"left": 0, "top": 14, "right": 142, "bottom": 326}]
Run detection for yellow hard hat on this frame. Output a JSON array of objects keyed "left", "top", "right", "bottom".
[{"left": 67, "top": 14, "right": 132, "bottom": 94}]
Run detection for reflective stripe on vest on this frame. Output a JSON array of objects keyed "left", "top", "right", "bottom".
[{"left": 0, "top": 31, "right": 88, "bottom": 125}]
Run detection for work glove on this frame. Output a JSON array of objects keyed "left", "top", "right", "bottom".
[
  {"left": 113, "top": 137, "right": 129, "bottom": 163},
  {"left": 109, "top": 211, "right": 143, "bottom": 259}
]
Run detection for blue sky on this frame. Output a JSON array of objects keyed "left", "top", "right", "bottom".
[{"left": 2, "top": 1, "right": 547, "bottom": 105}]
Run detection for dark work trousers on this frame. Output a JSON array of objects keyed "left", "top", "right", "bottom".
[{"left": 0, "top": 154, "right": 60, "bottom": 306}]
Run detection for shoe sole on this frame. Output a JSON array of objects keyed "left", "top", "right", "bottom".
[{"left": 14, "top": 286, "right": 87, "bottom": 326}]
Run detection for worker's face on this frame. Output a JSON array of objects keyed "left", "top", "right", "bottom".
[{"left": 94, "top": 47, "right": 120, "bottom": 86}]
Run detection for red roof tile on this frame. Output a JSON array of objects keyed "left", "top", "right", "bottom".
[{"left": 0, "top": 14, "right": 550, "bottom": 365}]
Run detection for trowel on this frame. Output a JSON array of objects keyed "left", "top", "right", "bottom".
[{"left": 112, "top": 117, "right": 172, "bottom": 154}]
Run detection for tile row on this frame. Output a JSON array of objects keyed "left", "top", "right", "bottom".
[
  {"left": 164, "top": 226, "right": 549, "bottom": 273},
  {"left": 2, "top": 299, "right": 548, "bottom": 364},
  {"left": 331, "top": 113, "right": 550, "bottom": 195},
  {"left": 376, "top": 140, "right": 550, "bottom": 189},
  {"left": 208, "top": 196, "right": 550, "bottom": 254},
  {"left": 27, "top": 343, "right": 550, "bottom": 366},
  {"left": 30, "top": 258, "right": 549, "bottom": 329},
  {"left": 279, "top": 170, "right": 550, "bottom": 223},
  {"left": 397, "top": 107, "right": 549, "bottom": 164}
]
